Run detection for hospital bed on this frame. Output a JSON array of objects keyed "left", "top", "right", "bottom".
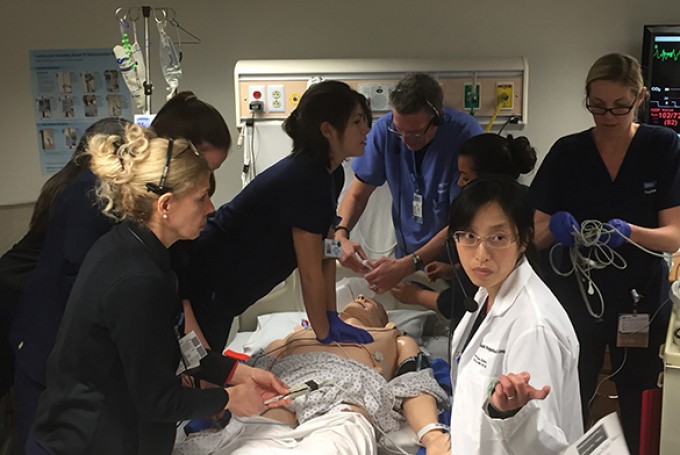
[
  {"left": 232, "top": 270, "right": 451, "bottom": 357},
  {"left": 174, "top": 269, "right": 452, "bottom": 455}
]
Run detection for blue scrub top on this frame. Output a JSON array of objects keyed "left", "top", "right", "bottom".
[{"left": 352, "top": 107, "right": 482, "bottom": 257}]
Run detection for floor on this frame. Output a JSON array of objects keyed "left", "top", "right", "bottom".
[
  {"left": 589, "top": 376, "right": 621, "bottom": 428},
  {"left": 587, "top": 349, "right": 622, "bottom": 428}
]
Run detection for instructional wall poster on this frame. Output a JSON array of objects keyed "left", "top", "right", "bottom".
[{"left": 29, "top": 48, "right": 134, "bottom": 174}]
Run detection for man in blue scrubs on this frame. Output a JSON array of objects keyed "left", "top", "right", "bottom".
[{"left": 335, "top": 73, "right": 482, "bottom": 293}]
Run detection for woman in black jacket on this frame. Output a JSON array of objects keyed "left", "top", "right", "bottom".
[{"left": 27, "top": 124, "right": 288, "bottom": 455}]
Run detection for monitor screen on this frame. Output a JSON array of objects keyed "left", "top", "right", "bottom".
[{"left": 642, "top": 25, "right": 680, "bottom": 134}]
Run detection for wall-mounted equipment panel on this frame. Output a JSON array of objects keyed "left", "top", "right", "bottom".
[{"left": 234, "top": 58, "right": 528, "bottom": 129}]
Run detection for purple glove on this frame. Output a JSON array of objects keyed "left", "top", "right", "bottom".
[
  {"left": 549, "top": 211, "right": 579, "bottom": 246},
  {"left": 605, "top": 218, "right": 631, "bottom": 249},
  {"left": 317, "top": 311, "right": 374, "bottom": 344}
]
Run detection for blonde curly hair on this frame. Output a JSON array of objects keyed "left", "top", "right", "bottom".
[{"left": 87, "top": 123, "right": 210, "bottom": 223}]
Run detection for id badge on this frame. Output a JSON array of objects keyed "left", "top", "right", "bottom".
[
  {"left": 413, "top": 193, "right": 423, "bottom": 224},
  {"left": 616, "top": 313, "right": 649, "bottom": 348},
  {"left": 176, "top": 331, "right": 208, "bottom": 374},
  {"left": 322, "top": 238, "right": 342, "bottom": 259}
]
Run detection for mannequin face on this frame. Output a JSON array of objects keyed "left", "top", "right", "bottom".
[
  {"left": 340, "top": 294, "right": 388, "bottom": 327},
  {"left": 455, "top": 201, "right": 524, "bottom": 301}
]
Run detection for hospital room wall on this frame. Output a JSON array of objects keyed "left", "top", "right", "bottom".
[{"left": 0, "top": 0, "right": 677, "bottom": 254}]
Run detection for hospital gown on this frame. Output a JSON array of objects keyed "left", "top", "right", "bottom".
[{"left": 174, "top": 352, "right": 449, "bottom": 455}]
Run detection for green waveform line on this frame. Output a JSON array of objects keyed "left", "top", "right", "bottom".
[{"left": 653, "top": 44, "right": 680, "bottom": 61}]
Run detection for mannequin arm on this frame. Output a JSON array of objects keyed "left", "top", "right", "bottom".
[{"left": 398, "top": 336, "right": 450, "bottom": 454}]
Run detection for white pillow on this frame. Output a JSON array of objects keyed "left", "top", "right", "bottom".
[
  {"left": 241, "top": 309, "right": 433, "bottom": 354},
  {"left": 387, "top": 310, "right": 434, "bottom": 345},
  {"left": 242, "top": 311, "right": 307, "bottom": 354}
]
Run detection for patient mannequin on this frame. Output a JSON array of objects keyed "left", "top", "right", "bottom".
[{"left": 257, "top": 295, "right": 451, "bottom": 455}]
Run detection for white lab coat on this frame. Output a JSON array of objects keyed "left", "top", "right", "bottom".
[{"left": 449, "top": 258, "right": 583, "bottom": 455}]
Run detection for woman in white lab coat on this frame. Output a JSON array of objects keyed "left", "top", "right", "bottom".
[{"left": 448, "top": 176, "right": 583, "bottom": 454}]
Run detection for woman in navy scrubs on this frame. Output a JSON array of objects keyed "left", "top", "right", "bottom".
[
  {"left": 530, "top": 53, "right": 680, "bottom": 454},
  {"left": 181, "top": 81, "right": 375, "bottom": 351}
]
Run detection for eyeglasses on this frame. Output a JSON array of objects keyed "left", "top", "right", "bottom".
[
  {"left": 145, "top": 138, "right": 200, "bottom": 195},
  {"left": 585, "top": 91, "right": 640, "bottom": 116},
  {"left": 452, "top": 231, "right": 517, "bottom": 249},
  {"left": 387, "top": 117, "right": 435, "bottom": 141}
]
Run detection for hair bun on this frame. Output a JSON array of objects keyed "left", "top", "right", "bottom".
[{"left": 507, "top": 135, "right": 537, "bottom": 175}]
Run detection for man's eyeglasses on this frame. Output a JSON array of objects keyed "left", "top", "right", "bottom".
[
  {"left": 586, "top": 91, "right": 640, "bottom": 116},
  {"left": 452, "top": 231, "right": 517, "bottom": 249},
  {"left": 145, "top": 138, "right": 200, "bottom": 195},
  {"left": 387, "top": 117, "right": 435, "bottom": 141}
]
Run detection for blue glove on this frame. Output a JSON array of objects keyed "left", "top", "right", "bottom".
[
  {"left": 605, "top": 218, "right": 631, "bottom": 249},
  {"left": 549, "top": 211, "right": 579, "bottom": 246},
  {"left": 317, "top": 311, "right": 374, "bottom": 344}
]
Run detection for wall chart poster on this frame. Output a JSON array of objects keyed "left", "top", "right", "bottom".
[{"left": 30, "top": 48, "right": 133, "bottom": 174}]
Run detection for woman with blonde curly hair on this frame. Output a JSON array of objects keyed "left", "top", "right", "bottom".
[{"left": 27, "top": 125, "right": 288, "bottom": 455}]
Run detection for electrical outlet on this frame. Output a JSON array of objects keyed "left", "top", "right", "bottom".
[
  {"left": 289, "top": 92, "right": 301, "bottom": 107},
  {"left": 267, "top": 84, "right": 285, "bottom": 113},
  {"left": 248, "top": 85, "right": 266, "bottom": 112},
  {"left": 496, "top": 82, "right": 514, "bottom": 109}
]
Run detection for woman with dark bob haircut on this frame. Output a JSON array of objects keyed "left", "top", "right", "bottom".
[
  {"left": 446, "top": 176, "right": 582, "bottom": 454},
  {"left": 180, "top": 80, "right": 376, "bottom": 351}
]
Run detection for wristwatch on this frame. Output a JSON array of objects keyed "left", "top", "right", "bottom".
[{"left": 412, "top": 254, "right": 424, "bottom": 271}]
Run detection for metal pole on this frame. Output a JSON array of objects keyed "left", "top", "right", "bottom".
[{"left": 142, "top": 5, "right": 152, "bottom": 114}]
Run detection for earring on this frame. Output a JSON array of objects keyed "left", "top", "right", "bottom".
[{"left": 163, "top": 213, "right": 168, "bottom": 219}]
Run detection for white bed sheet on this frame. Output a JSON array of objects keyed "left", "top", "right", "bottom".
[
  {"left": 223, "top": 331, "right": 252, "bottom": 355},
  {"left": 174, "top": 411, "right": 377, "bottom": 455}
]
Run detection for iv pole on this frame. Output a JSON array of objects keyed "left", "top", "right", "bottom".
[
  {"left": 141, "top": 6, "right": 152, "bottom": 114},
  {"left": 116, "top": 5, "right": 188, "bottom": 114}
]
